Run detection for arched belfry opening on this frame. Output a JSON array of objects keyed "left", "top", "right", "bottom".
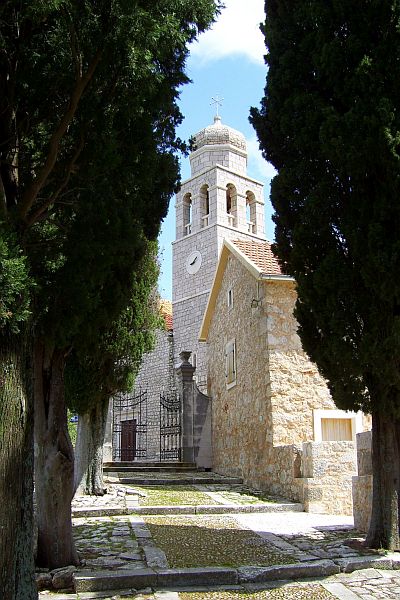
[
  {"left": 226, "top": 184, "right": 237, "bottom": 228},
  {"left": 246, "top": 190, "right": 257, "bottom": 234},
  {"left": 183, "top": 192, "right": 192, "bottom": 235},
  {"left": 200, "top": 184, "right": 210, "bottom": 228}
]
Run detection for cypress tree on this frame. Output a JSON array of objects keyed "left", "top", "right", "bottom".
[{"left": 251, "top": 0, "right": 400, "bottom": 549}]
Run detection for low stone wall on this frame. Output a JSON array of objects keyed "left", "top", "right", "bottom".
[
  {"left": 300, "top": 441, "right": 357, "bottom": 515},
  {"left": 266, "top": 444, "right": 303, "bottom": 501},
  {"left": 230, "top": 440, "right": 358, "bottom": 515},
  {"left": 352, "top": 431, "right": 372, "bottom": 532}
]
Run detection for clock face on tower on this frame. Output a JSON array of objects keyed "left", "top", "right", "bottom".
[{"left": 185, "top": 250, "right": 202, "bottom": 274}]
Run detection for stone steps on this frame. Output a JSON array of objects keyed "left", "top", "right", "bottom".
[
  {"left": 103, "top": 461, "right": 197, "bottom": 473},
  {"left": 72, "top": 501, "right": 304, "bottom": 518},
  {"left": 114, "top": 476, "right": 244, "bottom": 486}
]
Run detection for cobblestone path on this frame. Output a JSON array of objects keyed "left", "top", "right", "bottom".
[{"left": 36, "top": 481, "right": 400, "bottom": 599}]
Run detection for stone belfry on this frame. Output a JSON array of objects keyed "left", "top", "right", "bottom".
[{"left": 172, "top": 111, "right": 266, "bottom": 387}]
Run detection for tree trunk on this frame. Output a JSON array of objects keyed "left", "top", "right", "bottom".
[
  {"left": 33, "top": 340, "right": 79, "bottom": 569},
  {"left": 366, "top": 411, "right": 400, "bottom": 550},
  {"left": 74, "top": 398, "right": 109, "bottom": 496},
  {"left": 0, "top": 329, "right": 37, "bottom": 600}
]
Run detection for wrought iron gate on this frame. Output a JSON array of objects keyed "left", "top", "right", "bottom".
[
  {"left": 112, "top": 389, "right": 181, "bottom": 461},
  {"left": 160, "top": 392, "right": 182, "bottom": 461},
  {"left": 112, "top": 390, "right": 147, "bottom": 461}
]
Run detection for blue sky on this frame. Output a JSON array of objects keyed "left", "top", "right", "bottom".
[{"left": 158, "top": 0, "right": 276, "bottom": 300}]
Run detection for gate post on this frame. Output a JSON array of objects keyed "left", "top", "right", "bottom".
[{"left": 175, "top": 351, "right": 195, "bottom": 463}]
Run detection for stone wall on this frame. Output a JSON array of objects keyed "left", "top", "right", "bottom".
[
  {"left": 189, "top": 144, "right": 247, "bottom": 177},
  {"left": 352, "top": 431, "right": 373, "bottom": 531},
  {"left": 265, "top": 282, "right": 334, "bottom": 446},
  {"left": 299, "top": 441, "right": 357, "bottom": 515},
  {"left": 207, "top": 255, "right": 273, "bottom": 488},
  {"left": 108, "top": 326, "right": 177, "bottom": 462},
  {"left": 132, "top": 328, "right": 176, "bottom": 460},
  {"left": 206, "top": 250, "right": 369, "bottom": 513},
  {"left": 172, "top": 222, "right": 268, "bottom": 385},
  {"left": 266, "top": 444, "right": 303, "bottom": 501}
]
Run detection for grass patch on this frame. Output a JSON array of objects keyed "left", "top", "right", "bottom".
[
  {"left": 144, "top": 515, "right": 296, "bottom": 568},
  {"left": 180, "top": 585, "right": 334, "bottom": 599},
  {"left": 216, "top": 489, "right": 279, "bottom": 505},
  {"left": 136, "top": 485, "right": 218, "bottom": 506}
]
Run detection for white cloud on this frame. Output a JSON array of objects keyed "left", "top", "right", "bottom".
[
  {"left": 191, "top": 0, "right": 266, "bottom": 65},
  {"left": 246, "top": 136, "right": 277, "bottom": 181}
]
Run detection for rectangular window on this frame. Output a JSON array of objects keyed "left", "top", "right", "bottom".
[
  {"left": 225, "top": 339, "right": 236, "bottom": 388},
  {"left": 321, "top": 418, "right": 352, "bottom": 441},
  {"left": 313, "top": 409, "right": 362, "bottom": 442},
  {"left": 227, "top": 288, "right": 233, "bottom": 310}
]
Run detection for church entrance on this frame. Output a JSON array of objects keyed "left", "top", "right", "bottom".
[
  {"left": 112, "top": 389, "right": 182, "bottom": 462},
  {"left": 120, "top": 419, "right": 137, "bottom": 461}
]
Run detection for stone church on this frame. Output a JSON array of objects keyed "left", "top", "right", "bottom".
[{"left": 105, "top": 114, "right": 371, "bottom": 515}]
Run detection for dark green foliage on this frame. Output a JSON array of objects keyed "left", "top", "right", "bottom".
[
  {"left": 0, "top": 228, "right": 32, "bottom": 331},
  {"left": 251, "top": 0, "right": 400, "bottom": 550},
  {"left": 251, "top": 0, "right": 400, "bottom": 417},
  {"left": 65, "top": 242, "right": 162, "bottom": 415},
  {"left": 0, "top": 0, "right": 220, "bottom": 578}
]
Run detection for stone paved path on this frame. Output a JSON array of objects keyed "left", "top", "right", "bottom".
[{"left": 37, "top": 481, "right": 400, "bottom": 599}]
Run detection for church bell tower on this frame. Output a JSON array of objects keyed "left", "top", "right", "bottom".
[{"left": 172, "top": 114, "right": 266, "bottom": 386}]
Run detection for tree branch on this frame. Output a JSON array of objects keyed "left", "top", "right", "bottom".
[
  {"left": 18, "top": 49, "right": 102, "bottom": 222},
  {"left": 0, "top": 173, "right": 7, "bottom": 218},
  {"left": 65, "top": 9, "right": 83, "bottom": 80},
  {"left": 25, "top": 134, "right": 85, "bottom": 227}
]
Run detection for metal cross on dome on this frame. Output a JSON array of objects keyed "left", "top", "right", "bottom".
[{"left": 210, "top": 95, "right": 224, "bottom": 118}]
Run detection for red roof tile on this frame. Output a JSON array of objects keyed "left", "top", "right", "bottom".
[
  {"left": 159, "top": 299, "right": 173, "bottom": 330},
  {"left": 232, "top": 239, "right": 282, "bottom": 275}
]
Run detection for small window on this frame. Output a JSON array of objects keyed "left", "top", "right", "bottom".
[
  {"left": 227, "top": 288, "right": 233, "bottom": 309},
  {"left": 191, "top": 352, "right": 197, "bottom": 368},
  {"left": 321, "top": 418, "right": 352, "bottom": 441},
  {"left": 225, "top": 339, "right": 236, "bottom": 388},
  {"left": 313, "top": 409, "right": 362, "bottom": 442}
]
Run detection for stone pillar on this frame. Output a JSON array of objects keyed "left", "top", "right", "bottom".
[
  {"left": 175, "top": 351, "right": 196, "bottom": 463},
  {"left": 352, "top": 431, "right": 373, "bottom": 531}
]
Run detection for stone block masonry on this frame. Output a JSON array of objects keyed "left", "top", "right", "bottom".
[
  {"left": 352, "top": 431, "right": 373, "bottom": 531},
  {"left": 206, "top": 247, "right": 369, "bottom": 514}
]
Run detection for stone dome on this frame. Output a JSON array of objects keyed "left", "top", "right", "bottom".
[{"left": 193, "top": 116, "right": 247, "bottom": 152}]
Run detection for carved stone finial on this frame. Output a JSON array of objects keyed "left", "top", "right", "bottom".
[{"left": 179, "top": 351, "right": 192, "bottom": 364}]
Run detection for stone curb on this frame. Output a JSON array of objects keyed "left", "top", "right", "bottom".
[
  {"left": 237, "top": 559, "right": 340, "bottom": 583},
  {"left": 73, "top": 507, "right": 130, "bottom": 518},
  {"left": 72, "top": 503, "right": 303, "bottom": 519},
  {"left": 73, "top": 567, "right": 237, "bottom": 592},
  {"left": 333, "top": 553, "right": 400, "bottom": 573},
  {"left": 74, "top": 568, "right": 156, "bottom": 592},
  {"left": 73, "top": 555, "right": 400, "bottom": 593}
]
